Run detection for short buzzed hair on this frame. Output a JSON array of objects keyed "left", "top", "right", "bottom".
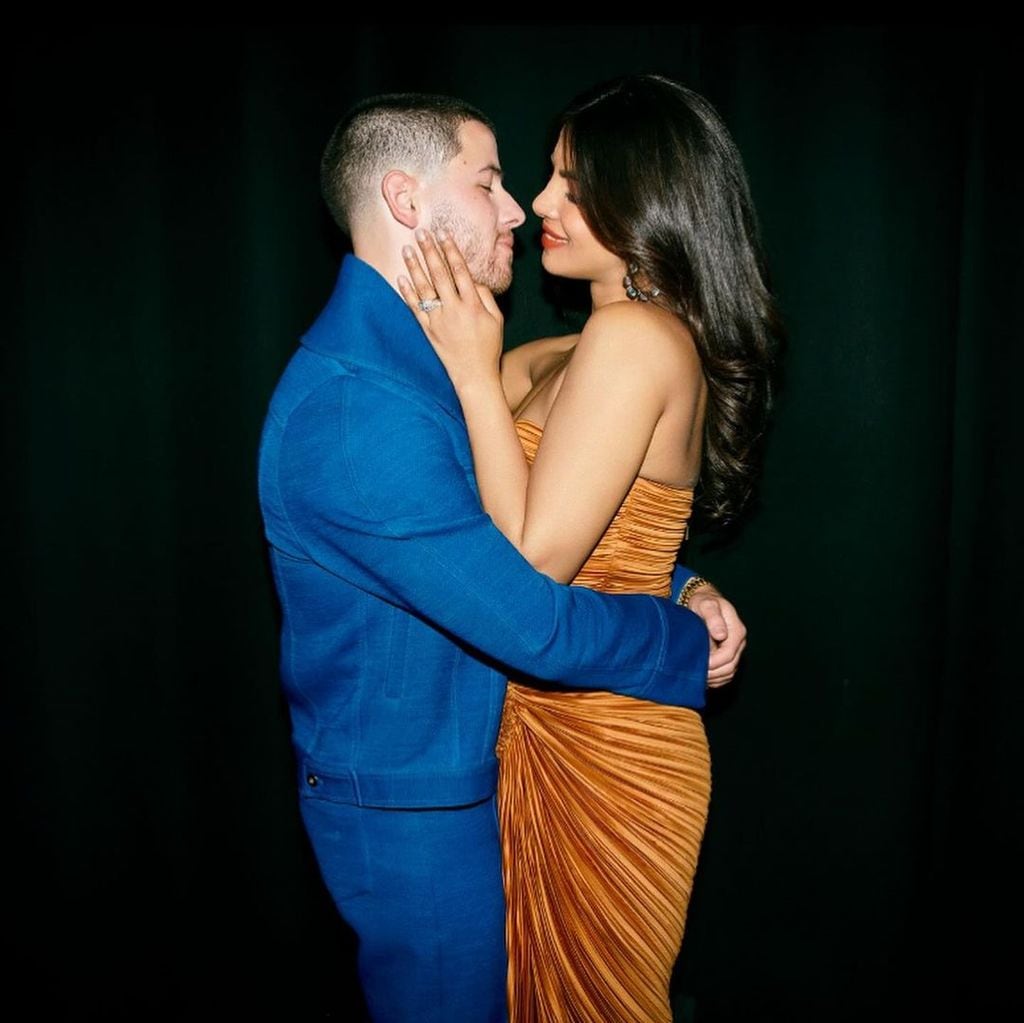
[{"left": 320, "top": 93, "right": 494, "bottom": 235}]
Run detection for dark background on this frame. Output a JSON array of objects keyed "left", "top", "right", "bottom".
[{"left": 7, "top": 23, "right": 1021, "bottom": 1022}]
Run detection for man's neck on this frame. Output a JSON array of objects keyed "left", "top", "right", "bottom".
[{"left": 352, "top": 227, "right": 415, "bottom": 299}]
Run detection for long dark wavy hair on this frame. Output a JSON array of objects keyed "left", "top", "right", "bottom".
[{"left": 559, "top": 74, "right": 782, "bottom": 526}]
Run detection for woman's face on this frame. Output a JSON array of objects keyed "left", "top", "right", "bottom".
[{"left": 531, "top": 130, "right": 625, "bottom": 285}]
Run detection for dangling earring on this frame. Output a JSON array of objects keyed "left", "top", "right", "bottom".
[{"left": 623, "top": 262, "right": 661, "bottom": 303}]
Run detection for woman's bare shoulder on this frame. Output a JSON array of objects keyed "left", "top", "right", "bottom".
[
  {"left": 583, "top": 300, "right": 690, "bottom": 344},
  {"left": 579, "top": 302, "right": 701, "bottom": 384}
]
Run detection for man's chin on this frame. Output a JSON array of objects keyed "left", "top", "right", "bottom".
[
  {"left": 486, "top": 260, "right": 514, "bottom": 296},
  {"left": 491, "top": 272, "right": 512, "bottom": 296}
]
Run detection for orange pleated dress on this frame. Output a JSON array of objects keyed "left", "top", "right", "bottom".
[{"left": 497, "top": 416, "right": 711, "bottom": 1023}]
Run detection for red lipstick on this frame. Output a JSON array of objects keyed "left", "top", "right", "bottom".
[{"left": 540, "top": 224, "right": 568, "bottom": 249}]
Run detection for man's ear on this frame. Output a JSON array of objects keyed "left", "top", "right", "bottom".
[{"left": 381, "top": 170, "right": 422, "bottom": 229}]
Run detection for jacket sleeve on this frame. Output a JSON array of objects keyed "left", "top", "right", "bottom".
[
  {"left": 276, "top": 375, "right": 708, "bottom": 709},
  {"left": 670, "top": 563, "right": 697, "bottom": 602}
]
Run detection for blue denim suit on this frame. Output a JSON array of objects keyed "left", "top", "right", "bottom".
[{"left": 258, "top": 255, "right": 708, "bottom": 1021}]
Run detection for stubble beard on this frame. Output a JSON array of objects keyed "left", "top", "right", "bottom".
[{"left": 430, "top": 202, "right": 513, "bottom": 295}]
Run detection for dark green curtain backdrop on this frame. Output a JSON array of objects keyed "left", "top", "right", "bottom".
[{"left": 7, "top": 24, "right": 1020, "bottom": 1022}]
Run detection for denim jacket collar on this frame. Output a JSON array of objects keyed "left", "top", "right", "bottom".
[{"left": 300, "top": 254, "right": 462, "bottom": 421}]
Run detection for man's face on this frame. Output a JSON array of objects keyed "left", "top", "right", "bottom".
[{"left": 426, "top": 120, "right": 526, "bottom": 295}]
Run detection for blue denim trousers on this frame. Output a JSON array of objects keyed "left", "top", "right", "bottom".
[{"left": 299, "top": 766, "right": 507, "bottom": 1023}]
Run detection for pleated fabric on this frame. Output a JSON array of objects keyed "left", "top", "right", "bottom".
[{"left": 498, "top": 419, "right": 711, "bottom": 1023}]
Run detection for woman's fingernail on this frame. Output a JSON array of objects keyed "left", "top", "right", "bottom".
[
  {"left": 437, "top": 228, "right": 449, "bottom": 241},
  {"left": 415, "top": 228, "right": 426, "bottom": 242},
  {"left": 402, "top": 245, "right": 413, "bottom": 258}
]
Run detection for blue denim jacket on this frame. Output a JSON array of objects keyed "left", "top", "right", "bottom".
[{"left": 258, "top": 256, "right": 707, "bottom": 809}]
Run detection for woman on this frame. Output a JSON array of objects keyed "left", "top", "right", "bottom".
[{"left": 399, "top": 75, "right": 779, "bottom": 1023}]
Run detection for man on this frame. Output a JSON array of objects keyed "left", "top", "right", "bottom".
[{"left": 258, "top": 94, "right": 746, "bottom": 1022}]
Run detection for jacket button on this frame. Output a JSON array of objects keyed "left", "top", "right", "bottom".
[{"left": 306, "top": 774, "right": 319, "bottom": 787}]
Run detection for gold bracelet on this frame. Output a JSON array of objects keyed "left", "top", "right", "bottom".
[{"left": 676, "top": 575, "right": 710, "bottom": 608}]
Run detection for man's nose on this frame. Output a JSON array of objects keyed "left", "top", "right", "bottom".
[{"left": 503, "top": 193, "right": 527, "bottom": 229}]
